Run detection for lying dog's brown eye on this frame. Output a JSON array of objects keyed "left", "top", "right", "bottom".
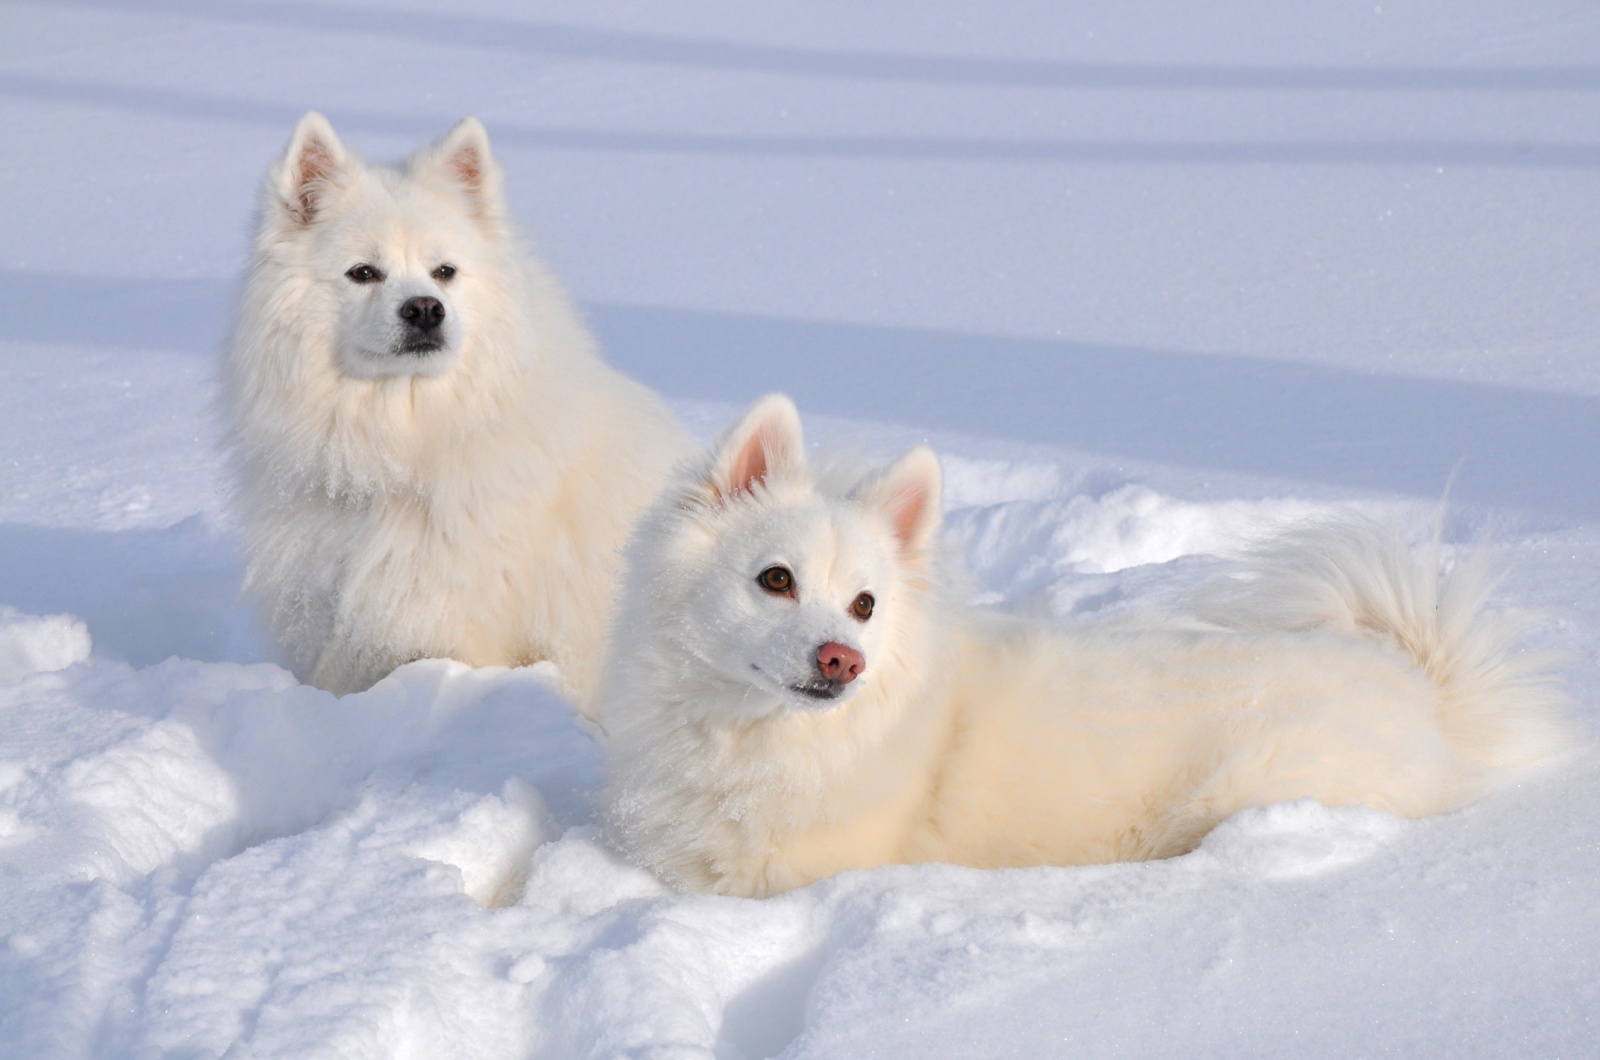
[
  {"left": 432, "top": 263, "right": 456, "bottom": 282},
  {"left": 758, "top": 566, "right": 793, "bottom": 595},
  {"left": 345, "top": 263, "right": 384, "bottom": 284},
  {"left": 852, "top": 592, "right": 875, "bottom": 621}
]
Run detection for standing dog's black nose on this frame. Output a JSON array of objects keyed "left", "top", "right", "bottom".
[{"left": 399, "top": 296, "right": 445, "bottom": 331}]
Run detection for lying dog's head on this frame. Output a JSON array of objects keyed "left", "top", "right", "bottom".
[
  {"left": 257, "top": 112, "right": 513, "bottom": 380},
  {"left": 625, "top": 395, "right": 943, "bottom": 720}
]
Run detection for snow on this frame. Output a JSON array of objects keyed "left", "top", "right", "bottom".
[
  {"left": 3, "top": 1, "right": 1599, "bottom": 1056},
  {"left": 0, "top": 607, "right": 91, "bottom": 684}
]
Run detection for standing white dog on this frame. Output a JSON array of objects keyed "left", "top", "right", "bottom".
[
  {"left": 226, "top": 113, "right": 689, "bottom": 705},
  {"left": 601, "top": 395, "right": 1569, "bottom": 897}
]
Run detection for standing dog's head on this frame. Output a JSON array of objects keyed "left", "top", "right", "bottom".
[
  {"left": 617, "top": 395, "right": 944, "bottom": 723},
  {"left": 254, "top": 111, "right": 514, "bottom": 381}
]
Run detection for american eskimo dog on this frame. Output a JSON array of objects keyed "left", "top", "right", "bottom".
[
  {"left": 226, "top": 113, "right": 689, "bottom": 706},
  {"left": 600, "top": 395, "right": 1568, "bottom": 897}
]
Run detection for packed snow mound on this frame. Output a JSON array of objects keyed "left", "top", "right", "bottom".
[
  {"left": 946, "top": 476, "right": 1332, "bottom": 578},
  {"left": 1197, "top": 800, "right": 1405, "bottom": 880},
  {"left": 943, "top": 477, "right": 1341, "bottom": 616},
  {"left": 0, "top": 606, "right": 91, "bottom": 684},
  {"left": 0, "top": 654, "right": 600, "bottom": 1057}
]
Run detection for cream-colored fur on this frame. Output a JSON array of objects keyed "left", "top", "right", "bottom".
[
  {"left": 601, "top": 396, "right": 1569, "bottom": 897},
  {"left": 226, "top": 113, "right": 689, "bottom": 706}
]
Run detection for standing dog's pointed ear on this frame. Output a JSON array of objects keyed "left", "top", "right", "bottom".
[
  {"left": 855, "top": 446, "right": 943, "bottom": 556},
  {"left": 410, "top": 117, "right": 504, "bottom": 225},
  {"left": 696, "top": 394, "right": 806, "bottom": 504},
  {"left": 271, "top": 111, "right": 350, "bottom": 226}
]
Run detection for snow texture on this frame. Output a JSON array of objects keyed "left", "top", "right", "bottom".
[{"left": 2, "top": 1, "right": 1598, "bottom": 1056}]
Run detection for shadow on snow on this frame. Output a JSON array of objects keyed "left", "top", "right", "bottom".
[{"left": 4, "top": 269, "right": 1596, "bottom": 523}]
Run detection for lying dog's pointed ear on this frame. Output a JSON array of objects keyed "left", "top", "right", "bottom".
[
  {"left": 696, "top": 394, "right": 805, "bottom": 504},
  {"left": 411, "top": 117, "right": 504, "bottom": 225},
  {"left": 856, "top": 446, "right": 942, "bottom": 555},
  {"left": 271, "top": 111, "right": 350, "bottom": 226}
]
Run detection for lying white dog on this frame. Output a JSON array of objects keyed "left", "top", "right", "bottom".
[
  {"left": 601, "top": 395, "right": 1569, "bottom": 897},
  {"left": 226, "top": 113, "right": 689, "bottom": 705}
]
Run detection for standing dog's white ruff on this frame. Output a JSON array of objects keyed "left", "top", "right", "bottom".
[
  {"left": 601, "top": 396, "right": 1568, "bottom": 897},
  {"left": 226, "top": 113, "right": 689, "bottom": 705}
]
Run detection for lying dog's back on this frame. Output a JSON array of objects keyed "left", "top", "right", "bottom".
[{"left": 914, "top": 619, "right": 1551, "bottom": 870}]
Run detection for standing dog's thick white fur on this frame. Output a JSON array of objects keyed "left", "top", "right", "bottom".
[
  {"left": 227, "top": 113, "right": 689, "bottom": 705},
  {"left": 602, "top": 396, "right": 1569, "bottom": 897}
]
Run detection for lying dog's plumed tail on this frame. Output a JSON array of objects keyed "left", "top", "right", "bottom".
[{"left": 1193, "top": 515, "right": 1571, "bottom": 782}]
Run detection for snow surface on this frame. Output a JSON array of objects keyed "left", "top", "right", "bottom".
[{"left": 3, "top": 1, "right": 1600, "bottom": 1056}]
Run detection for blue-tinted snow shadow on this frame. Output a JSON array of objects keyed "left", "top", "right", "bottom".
[
  {"left": 4, "top": 73, "right": 1597, "bottom": 169},
  {"left": 1, "top": 270, "right": 231, "bottom": 355},
  {"left": 0, "top": 517, "right": 265, "bottom": 668},
  {"left": 590, "top": 303, "right": 1600, "bottom": 523},
  {"left": 5, "top": 270, "right": 1596, "bottom": 523},
  {"left": 31, "top": 0, "right": 1600, "bottom": 92}
]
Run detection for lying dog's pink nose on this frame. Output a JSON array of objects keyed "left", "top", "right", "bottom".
[{"left": 816, "top": 642, "right": 864, "bottom": 684}]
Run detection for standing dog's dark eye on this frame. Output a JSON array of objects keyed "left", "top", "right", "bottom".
[
  {"left": 345, "top": 263, "right": 384, "bottom": 284},
  {"left": 758, "top": 566, "right": 794, "bottom": 595},
  {"left": 852, "top": 592, "right": 875, "bottom": 621},
  {"left": 432, "top": 264, "right": 457, "bottom": 282}
]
